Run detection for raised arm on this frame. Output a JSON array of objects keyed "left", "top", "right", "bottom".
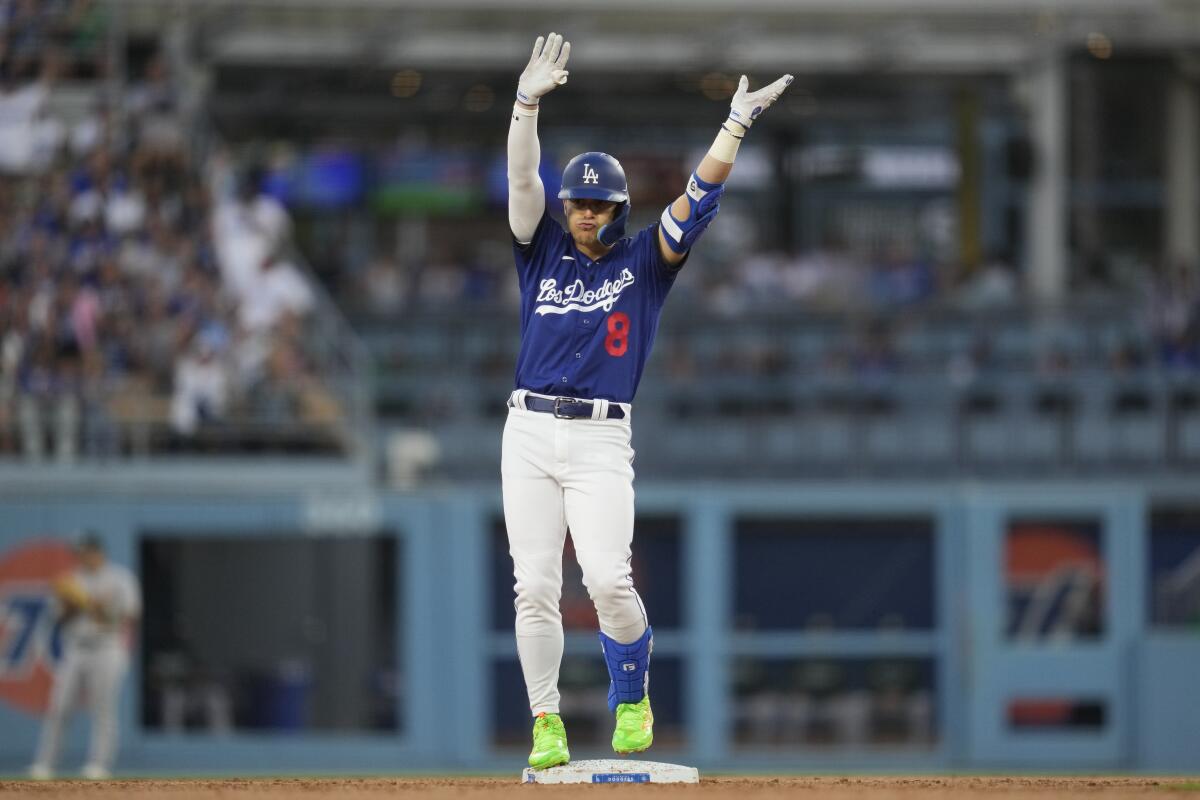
[
  {"left": 508, "top": 33, "right": 571, "bottom": 244},
  {"left": 657, "top": 73, "right": 794, "bottom": 266}
]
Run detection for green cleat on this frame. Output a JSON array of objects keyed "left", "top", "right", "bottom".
[
  {"left": 612, "top": 695, "right": 654, "bottom": 754},
  {"left": 528, "top": 712, "right": 570, "bottom": 769}
]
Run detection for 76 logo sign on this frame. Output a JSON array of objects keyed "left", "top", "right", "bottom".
[
  {"left": 0, "top": 539, "right": 76, "bottom": 715},
  {"left": 0, "top": 588, "right": 63, "bottom": 681}
]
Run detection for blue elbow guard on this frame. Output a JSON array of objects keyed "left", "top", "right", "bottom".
[
  {"left": 599, "top": 626, "right": 653, "bottom": 713},
  {"left": 659, "top": 173, "right": 724, "bottom": 254}
]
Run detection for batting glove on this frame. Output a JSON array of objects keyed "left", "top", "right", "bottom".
[
  {"left": 516, "top": 33, "right": 570, "bottom": 105},
  {"left": 728, "top": 73, "right": 794, "bottom": 128}
]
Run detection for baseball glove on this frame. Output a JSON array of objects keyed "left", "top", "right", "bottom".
[{"left": 53, "top": 576, "right": 89, "bottom": 610}]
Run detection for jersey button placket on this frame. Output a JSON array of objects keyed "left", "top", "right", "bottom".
[
  {"left": 567, "top": 322, "right": 592, "bottom": 390},
  {"left": 573, "top": 314, "right": 593, "bottom": 386}
]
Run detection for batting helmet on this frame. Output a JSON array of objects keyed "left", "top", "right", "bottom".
[{"left": 558, "top": 151, "right": 630, "bottom": 245}]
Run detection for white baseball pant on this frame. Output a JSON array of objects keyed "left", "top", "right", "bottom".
[
  {"left": 33, "top": 642, "right": 128, "bottom": 772},
  {"left": 502, "top": 392, "right": 649, "bottom": 716}
]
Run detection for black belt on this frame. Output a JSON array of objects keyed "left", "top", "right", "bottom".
[{"left": 522, "top": 395, "right": 626, "bottom": 420}]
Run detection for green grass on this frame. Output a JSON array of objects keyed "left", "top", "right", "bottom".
[{"left": 1164, "top": 783, "right": 1200, "bottom": 792}]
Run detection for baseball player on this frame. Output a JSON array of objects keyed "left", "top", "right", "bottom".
[
  {"left": 29, "top": 533, "right": 141, "bottom": 780},
  {"left": 505, "top": 32, "right": 791, "bottom": 768}
]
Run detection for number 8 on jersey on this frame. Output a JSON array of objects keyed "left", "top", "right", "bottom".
[{"left": 605, "top": 313, "right": 629, "bottom": 358}]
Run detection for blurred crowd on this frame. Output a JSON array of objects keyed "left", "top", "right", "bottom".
[
  {"left": 0, "top": 33, "right": 326, "bottom": 461},
  {"left": 348, "top": 244, "right": 940, "bottom": 318},
  {"left": 0, "top": 0, "right": 109, "bottom": 84},
  {"left": 350, "top": 238, "right": 1200, "bottom": 394},
  {"left": 348, "top": 212, "right": 1200, "bottom": 391}
]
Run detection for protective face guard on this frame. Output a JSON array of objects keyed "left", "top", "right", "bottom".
[{"left": 598, "top": 202, "right": 630, "bottom": 246}]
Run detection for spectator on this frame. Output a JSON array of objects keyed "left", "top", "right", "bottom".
[
  {"left": 356, "top": 256, "right": 407, "bottom": 316},
  {"left": 868, "top": 243, "right": 936, "bottom": 309},
  {"left": 0, "top": 53, "right": 60, "bottom": 174},
  {"left": 17, "top": 333, "right": 80, "bottom": 461},
  {"left": 211, "top": 164, "right": 292, "bottom": 301},
  {"left": 126, "top": 51, "right": 183, "bottom": 157},
  {"left": 68, "top": 97, "right": 110, "bottom": 158},
  {"left": 135, "top": 278, "right": 182, "bottom": 390},
  {"left": 170, "top": 328, "right": 229, "bottom": 437},
  {"left": 246, "top": 337, "right": 306, "bottom": 424},
  {"left": 1150, "top": 259, "right": 1200, "bottom": 372},
  {"left": 238, "top": 247, "right": 314, "bottom": 335},
  {"left": 80, "top": 346, "right": 118, "bottom": 456},
  {"left": 954, "top": 253, "right": 1018, "bottom": 309},
  {"left": 0, "top": 304, "right": 29, "bottom": 450},
  {"left": 1160, "top": 327, "right": 1200, "bottom": 373}
]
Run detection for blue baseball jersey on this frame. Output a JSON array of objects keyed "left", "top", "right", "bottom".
[{"left": 512, "top": 212, "right": 679, "bottom": 404}]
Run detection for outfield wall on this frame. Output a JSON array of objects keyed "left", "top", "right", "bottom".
[{"left": 0, "top": 468, "right": 1197, "bottom": 775}]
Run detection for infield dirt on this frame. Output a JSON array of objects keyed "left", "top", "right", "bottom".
[{"left": 0, "top": 776, "right": 1197, "bottom": 799}]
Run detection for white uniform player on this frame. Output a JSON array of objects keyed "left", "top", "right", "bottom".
[
  {"left": 30, "top": 534, "right": 141, "bottom": 781},
  {"left": 505, "top": 32, "right": 791, "bottom": 768}
]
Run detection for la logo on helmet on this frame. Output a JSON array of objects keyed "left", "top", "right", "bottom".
[{"left": 582, "top": 164, "right": 599, "bottom": 184}]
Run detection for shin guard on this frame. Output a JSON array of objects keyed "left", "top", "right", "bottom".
[{"left": 598, "top": 626, "right": 653, "bottom": 713}]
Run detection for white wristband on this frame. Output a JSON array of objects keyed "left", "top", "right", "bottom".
[
  {"left": 708, "top": 117, "right": 746, "bottom": 164},
  {"left": 513, "top": 102, "right": 539, "bottom": 118}
]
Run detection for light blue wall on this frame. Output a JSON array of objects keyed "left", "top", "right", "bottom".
[
  {"left": 1135, "top": 635, "right": 1200, "bottom": 770},
  {"left": 0, "top": 472, "right": 1196, "bottom": 775}
]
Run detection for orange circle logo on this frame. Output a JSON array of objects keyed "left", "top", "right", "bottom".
[{"left": 0, "top": 540, "right": 77, "bottom": 716}]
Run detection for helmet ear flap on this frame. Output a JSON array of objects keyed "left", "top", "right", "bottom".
[{"left": 597, "top": 201, "right": 630, "bottom": 246}]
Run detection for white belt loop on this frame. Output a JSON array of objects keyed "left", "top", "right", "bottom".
[
  {"left": 592, "top": 399, "right": 609, "bottom": 420},
  {"left": 512, "top": 389, "right": 530, "bottom": 410}
]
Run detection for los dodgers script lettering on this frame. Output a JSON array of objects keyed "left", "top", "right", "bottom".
[{"left": 535, "top": 269, "right": 636, "bottom": 315}]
